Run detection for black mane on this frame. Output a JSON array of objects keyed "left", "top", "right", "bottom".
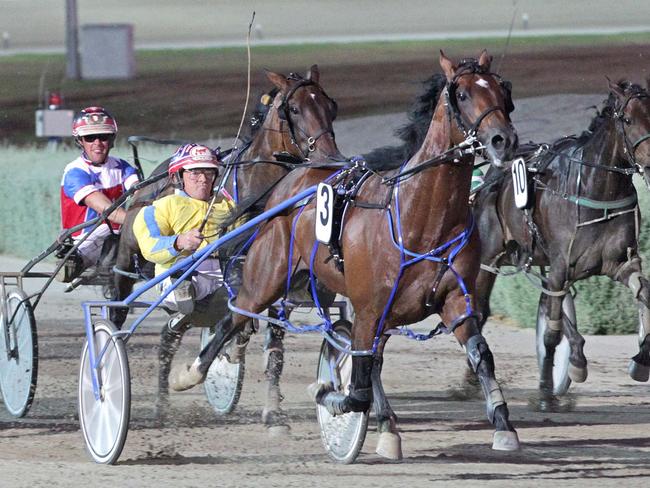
[
  {"left": 243, "top": 87, "right": 280, "bottom": 142},
  {"left": 362, "top": 73, "right": 446, "bottom": 170},
  {"left": 587, "top": 80, "right": 646, "bottom": 134}
]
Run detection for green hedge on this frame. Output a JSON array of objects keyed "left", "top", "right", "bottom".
[
  {"left": 491, "top": 179, "right": 650, "bottom": 334},
  {"left": 0, "top": 146, "right": 647, "bottom": 334}
]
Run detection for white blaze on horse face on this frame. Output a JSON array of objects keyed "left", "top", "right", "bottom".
[{"left": 475, "top": 78, "right": 489, "bottom": 89}]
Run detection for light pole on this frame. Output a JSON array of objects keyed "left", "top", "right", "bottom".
[{"left": 65, "top": 0, "right": 80, "bottom": 79}]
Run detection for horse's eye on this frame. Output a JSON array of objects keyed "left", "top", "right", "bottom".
[
  {"left": 456, "top": 91, "right": 468, "bottom": 102},
  {"left": 290, "top": 106, "right": 299, "bottom": 115}
]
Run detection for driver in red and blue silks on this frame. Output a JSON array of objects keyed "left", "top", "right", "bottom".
[{"left": 57, "top": 106, "right": 138, "bottom": 282}]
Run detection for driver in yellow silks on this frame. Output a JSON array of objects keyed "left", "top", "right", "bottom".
[{"left": 133, "top": 143, "right": 238, "bottom": 319}]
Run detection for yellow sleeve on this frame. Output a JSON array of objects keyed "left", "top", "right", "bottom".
[
  {"left": 202, "top": 197, "right": 244, "bottom": 243},
  {"left": 133, "top": 199, "right": 181, "bottom": 267}
]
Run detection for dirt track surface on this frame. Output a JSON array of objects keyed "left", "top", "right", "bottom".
[{"left": 2, "top": 158, "right": 650, "bottom": 488}]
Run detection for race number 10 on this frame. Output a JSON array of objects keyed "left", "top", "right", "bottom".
[
  {"left": 315, "top": 183, "right": 334, "bottom": 244},
  {"left": 511, "top": 157, "right": 528, "bottom": 209}
]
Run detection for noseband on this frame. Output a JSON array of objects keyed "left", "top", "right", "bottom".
[{"left": 276, "top": 75, "right": 338, "bottom": 159}]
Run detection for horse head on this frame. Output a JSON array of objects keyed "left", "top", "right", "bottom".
[
  {"left": 264, "top": 65, "right": 344, "bottom": 162},
  {"left": 607, "top": 79, "right": 650, "bottom": 186},
  {"left": 439, "top": 50, "right": 518, "bottom": 168}
]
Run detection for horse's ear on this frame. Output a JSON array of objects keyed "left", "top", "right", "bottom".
[
  {"left": 439, "top": 50, "right": 455, "bottom": 80},
  {"left": 265, "top": 69, "right": 290, "bottom": 92},
  {"left": 607, "top": 77, "right": 625, "bottom": 99},
  {"left": 306, "top": 64, "right": 320, "bottom": 83},
  {"left": 478, "top": 49, "right": 492, "bottom": 71}
]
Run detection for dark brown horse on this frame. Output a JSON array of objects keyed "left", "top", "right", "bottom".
[
  {"left": 112, "top": 65, "right": 343, "bottom": 420},
  {"left": 173, "top": 51, "right": 521, "bottom": 459},
  {"left": 473, "top": 80, "right": 650, "bottom": 403}
]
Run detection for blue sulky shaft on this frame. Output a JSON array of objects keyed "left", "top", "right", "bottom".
[
  {"left": 82, "top": 185, "right": 318, "bottom": 400},
  {"left": 84, "top": 185, "right": 319, "bottom": 333}
]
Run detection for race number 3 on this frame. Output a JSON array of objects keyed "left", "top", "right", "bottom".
[
  {"left": 315, "top": 183, "right": 334, "bottom": 244},
  {"left": 511, "top": 157, "right": 528, "bottom": 209}
]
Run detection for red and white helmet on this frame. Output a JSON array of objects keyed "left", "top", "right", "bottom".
[
  {"left": 72, "top": 106, "right": 118, "bottom": 137},
  {"left": 168, "top": 144, "right": 220, "bottom": 175}
]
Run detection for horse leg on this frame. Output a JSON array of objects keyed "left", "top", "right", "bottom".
[
  {"left": 157, "top": 317, "right": 191, "bottom": 417},
  {"left": 544, "top": 273, "right": 587, "bottom": 385},
  {"left": 262, "top": 317, "right": 289, "bottom": 433},
  {"left": 443, "top": 293, "right": 519, "bottom": 450},
  {"left": 613, "top": 254, "right": 650, "bottom": 381},
  {"left": 310, "top": 312, "right": 374, "bottom": 416},
  {"left": 109, "top": 249, "right": 136, "bottom": 329},
  {"left": 170, "top": 228, "right": 289, "bottom": 391},
  {"left": 459, "top": 269, "right": 498, "bottom": 394},
  {"left": 372, "top": 335, "right": 402, "bottom": 460}
]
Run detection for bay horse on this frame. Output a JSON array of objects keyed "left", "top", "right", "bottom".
[
  {"left": 111, "top": 65, "right": 344, "bottom": 422},
  {"left": 173, "top": 51, "right": 521, "bottom": 458},
  {"left": 473, "top": 79, "right": 650, "bottom": 402}
]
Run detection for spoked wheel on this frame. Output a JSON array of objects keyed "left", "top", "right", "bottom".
[
  {"left": 536, "top": 294, "right": 572, "bottom": 396},
  {"left": 316, "top": 319, "right": 368, "bottom": 464},
  {"left": 0, "top": 288, "right": 38, "bottom": 417},
  {"left": 201, "top": 326, "right": 245, "bottom": 415},
  {"left": 78, "top": 319, "right": 130, "bottom": 464}
]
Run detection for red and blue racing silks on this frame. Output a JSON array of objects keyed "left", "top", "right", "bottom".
[{"left": 60, "top": 154, "right": 138, "bottom": 236}]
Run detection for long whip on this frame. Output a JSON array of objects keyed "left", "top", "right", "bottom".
[
  {"left": 495, "top": 4, "right": 517, "bottom": 75},
  {"left": 198, "top": 11, "right": 256, "bottom": 234}
]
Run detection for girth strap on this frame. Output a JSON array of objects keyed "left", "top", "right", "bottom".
[{"left": 567, "top": 192, "right": 637, "bottom": 210}]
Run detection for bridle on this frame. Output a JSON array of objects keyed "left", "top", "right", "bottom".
[
  {"left": 274, "top": 74, "right": 338, "bottom": 159},
  {"left": 384, "top": 64, "right": 515, "bottom": 186},
  {"left": 613, "top": 91, "right": 650, "bottom": 172},
  {"left": 444, "top": 61, "right": 514, "bottom": 140}
]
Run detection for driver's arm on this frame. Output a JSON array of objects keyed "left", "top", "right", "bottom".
[{"left": 83, "top": 191, "right": 126, "bottom": 225}]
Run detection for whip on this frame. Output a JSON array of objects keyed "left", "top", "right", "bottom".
[{"left": 199, "top": 11, "right": 256, "bottom": 234}]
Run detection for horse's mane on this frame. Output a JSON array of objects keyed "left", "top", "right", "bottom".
[
  {"left": 244, "top": 87, "right": 280, "bottom": 142},
  {"left": 362, "top": 73, "right": 447, "bottom": 170},
  {"left": 587, "top": 80, "right": 646, "bottom": 135}
]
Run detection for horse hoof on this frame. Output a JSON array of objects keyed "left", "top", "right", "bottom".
[
  {"left": 169, "top": 361, "right": 205, "bottom": 391},
  {"left": 568, "top": 363, "right": 588, "bottom": 383},
  {"left": 492, "top": 431, "right": 520, "bottom": 451},
  {"left": 267, "top": 424, "right": 291, "bottom": 438},
  {"left": 628, "top": 359, "right": 650, "bottom": 382},
  {"left": 376, "top": 431, "right": 403, "bottom": 460}
]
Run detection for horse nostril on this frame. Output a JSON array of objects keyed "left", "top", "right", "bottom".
[{"left": 491, "top": 133, "right": 505, "bottom": 150}]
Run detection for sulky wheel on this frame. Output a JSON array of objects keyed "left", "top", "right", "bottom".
[
  {"left": 316, "top": 319, "right": 369, "bottom": 464},
  {"left": 536, "top": 293, "right": 572, "bottom": 396},
  {"left": 0, "top": 288, "right": 38, "bottom": 418},
  {"left": 201, "top": 326, "right": 245, "bottom": 415},
  {"left": 78, "top": 319, "right": 130, "bottom": 464}
]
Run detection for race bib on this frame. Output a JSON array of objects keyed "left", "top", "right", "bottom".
[
  {"left": 315, "top": 183, "right": 334, "bottom": 244},
  {"left": 511, "top": 157, "right": 528, "bottom": 209}
]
